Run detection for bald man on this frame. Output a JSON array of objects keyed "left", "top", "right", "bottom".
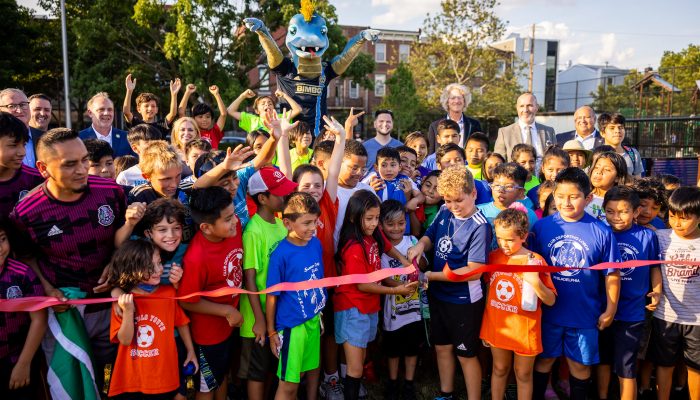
[
  {"left": 494, "top": 93, "right": 556, "bottom": 163},
  {"left": 555, "top": 106, "right": 604, "bottom": 150}
]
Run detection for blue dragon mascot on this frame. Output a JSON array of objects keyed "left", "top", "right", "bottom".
[{"left": 244, "top": 0, "right": 380, "bottom": 136}]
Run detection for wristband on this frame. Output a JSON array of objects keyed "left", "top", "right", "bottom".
[{"left": 268, "top": 331, "right": 278, "bottom": 338}]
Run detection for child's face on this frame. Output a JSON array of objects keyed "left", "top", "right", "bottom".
[
  {"left": 178, "top": 120, "right": 198, "bottom": 146},
  {"left": 295, "top": 131, "right": 313, "bottom": 150},
  {"left": 602, "top": 124, "right": 625, "bottom": 146},
  {"left": 147, "top": 165, "right": 182, "bottom": 198},
  {"left": 408, "top": 138, "right": 428, "bottom": 162},
  {"left": 0, "top": 136, "right": 27, "bottom": 170},
  {"left": 186, "top": 148, "right": 208, "bottom": 172},
  {"left": 421, "top": 175, "right": 442, "bottom": 205},
  {"left": 553, "top": 182, "right": 590, "bottom": 221},
  {"left": 668, "top": 211, "right": 700, "bottom": 238},
  {"left": 484, "top": 156, "right": 503, "bottom": 181},
  {"left": 376, "top": 157, "right": 400, "bottom": 181},
  {"left": 399, "top": 152, "right": 417, "bottom": 178},
  {"left": 146, "top": 217, "right": 183, "bottom": 253},
  {"left": 437, "top": 129, "right": 460, "bottom": 145},
  {"left": 339, "top": 155, "right": 367, "bottom": 188},
  {"left": 494, "top": 224, "right": 526, "bottom": 256},
  {"left": 135, "top": 140, "right": 150, "bottom": 156},
  {"left": 465, "top": 140, "right": 487, "bottom": 167},
  {"left": 605, "top": 199, "right": 639, "bottom": 232},
  {"left": 138, "top": 100, "right": 158, "bottom": 122},
  {"left": 144, "top": 251, "right": 163, "bottom": 285},
  {"left": 194, "top": 113, "right": 213, "bottom": 130},
  {"left": 590, "top": 158, "right": 617, "bottom": 191},
  {"left": 637, "top": 198, "right": 661, "bottom": 226},
  {"left": 286, "top": 213, "right": 318, "bottom": 243},
  {"left": 297, "top": 171, "right": 324, "bottom": 203},
  {"left": 255, "top": 97, "right": 275, "bottom": 115},
  {"left": 515, "top": 152, "right": 535, "bottom": 176},
  {"left": 262, "top": 193, "right": 286, "bottom": 213},
  {"left": 206, "top": 204, "right": 238, "bottom": 239},
  {"left": 0, "top": 230, "right": 9, "bottom": 266},
  {"left": 88, "top": 155, "right": 116, "bottom": 180},
  {"left": 361, "top": 206, "right": 381, "bottom": 236},
  {"left": 546, "top": 196, "right": 557, "bottom": 216},
  {"left": 216, "top": 173, "right": 239, "bottom": 198},
  {"left": 543, "top": 157, "right": 568, "bottom": 181},
  {"left": 538, "top": 188, "right": 554, "bottom": 211},
  {"left": 381, "top": 215, "right": 406, "bottom": 243},
  {"left": 252, "top": 135, "right": 267, "bottom": 154},
  {"left": 568, "top": 151, "right": 587, "bottom": 169},
  {"left": 491, "top": 176, "right": 524, "bottom": 209},
  {"left": 438, "top": 151, "right": 464, "bottom": 170},
  {"left": 442, "top": 189, "right": 476, "bottom": 219}
]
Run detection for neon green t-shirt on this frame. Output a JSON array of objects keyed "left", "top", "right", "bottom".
[
  {"left": 467, "top": 164, "right": 484, "bottom": 180},
  {"left": 524, "top": 175, "right": 540, "bottom": 192},
  {"left": 291, "top": 148, "right": 313, "bottom": 172},
  {"left": 239, "top": 213, "right": 288, "bottom": 338},
  {"left": 239, "top": 111, "right": 284, "bottom": 134}
]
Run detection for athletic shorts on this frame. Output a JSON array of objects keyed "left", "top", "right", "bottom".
[
  {"left": 277, "top": 315, "right": 322, "bottom": 383},
  {"left": 321, "top": 291, "right": 335, "bottom": 338},
  {"left": 238, "top": 337, "right": 277, "bottom": 381},
  {"left": 334, "top": 308, "right": 378, "bottom": 348},
  {"left": 540, "top": 320, "right": 599, "bottom": 365},
  {"left": 650, "top": 318, "right": 700, "bottom": 370},
  {"left": 637, "top": 310, "right": 654, "bottom": 361},
  {"left": 599, "top": 320, "right": 645, "bottom": 378},
  {"left": 429, "top": 296, "right": 484, "bottom": 358},
  {"left": 382, "top": 321, "right": 425, "bottom": 358},
  {"left": 175, "top": 335, "right": 188, "bottom": 395},
  {"left": 196, "top": 333, "right": 235, "bottom": 393}
]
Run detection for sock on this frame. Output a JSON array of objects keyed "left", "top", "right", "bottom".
[
  {"left": 339, "top": 363, "right": 347, "bottom": 378},
  {"left": 569, "top": 376, "right": 590, "bottom": 400},
  {"left": 344, "top": 376, "right": 361, "bottom": 400},
  {"left": 533, "top": 371, "right": 550, "bottom": 400},
  {"left": 324, "top": 371, "right": 339, "bottom": 383}
]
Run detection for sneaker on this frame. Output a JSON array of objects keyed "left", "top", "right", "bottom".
[
  {"left": 554, "top": 379, "right": 570, "bottom": 397},
  {"left": 359, "top": 381, "right": 368, "bottom": 400},
  {"left": 319, "top": 377, "right": 344, "bottom": 400},
  {"left": 385, "top": 380, "right": 399, "bottom": 400},
  {"left": 402, "top": 381, "right": 417, "bottom": 400},
  {"left": 505, "top": 383, "right": 518, "bottom": 400},
  {"left": 433, "top": 396, "right": 453, "bottom": 400},
  {"left": 544, "top": 384, "right": 559, "bottom": 400}
]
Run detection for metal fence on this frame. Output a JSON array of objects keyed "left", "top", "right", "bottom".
[{"left": 625, "top": 116, "right": 700, "bottom": 158}]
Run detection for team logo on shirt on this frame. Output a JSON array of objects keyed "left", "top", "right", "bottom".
[
  {"left": 18, "top": 190, "right": 29, "bottom": 200},
  {"left": 97, "top": 205, "right": 115, "bottom": 226},
  {"left": 136, "top": 324, "right": 155, "bottom": 348},
  {"left": 495, "top": 279, "right": 515, "bottom": 302},
  {"left": 5, "top": 286, "right": 23, "bottom": 299},
  {"left": 618, "top": 243, "right": 639, "bottom": 277},
  {"left": 224, "top": 248, "right": 244, "bottom": 291},
  {"left": 549, "top": 236, "right": 589, "bottom": 278},
  {"left": 436, "top": 235, "right": 453, "bottom": 257}
]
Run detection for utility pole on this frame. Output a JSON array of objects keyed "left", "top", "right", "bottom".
[
  {"left": 528, "top": 23, "right": 535, "bottom": 93},
  {"left": 60, "top": 0, "right": 71, "bottom": 128}
]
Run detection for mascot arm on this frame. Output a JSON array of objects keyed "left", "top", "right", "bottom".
[
  {"left": 331, "top": 29, "right": 380, "bottom": 75},
  {"left": 244, "top": 18, "right": 284, "bottom": 70}
]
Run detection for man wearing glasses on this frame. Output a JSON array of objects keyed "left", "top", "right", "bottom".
[{"left": 0, "top": 88, "right": 40, "bottom": 168}]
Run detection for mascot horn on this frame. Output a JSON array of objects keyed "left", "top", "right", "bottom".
[{"left": 245, "top": 0, "right": 380, "bottom": 136}]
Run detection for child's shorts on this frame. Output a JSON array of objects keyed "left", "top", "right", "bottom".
[
  {"left": 277, "top": 315, "right": 322, "bottom": 383},
  {"left": 238, "top": 336, "right": 277, "bottom": 382},
  {"left": 429, "top": 296, "right": 484, "bottom": 358},
  {"left": 382, "top": 320, "right": 425, "bottom": 358},
  {"left": 598, "top": 320, "right": 645, "bottom": 378},
  {"left": 321, "top": 291, "right": 335, "bottom": 338},
  {"left": 540, "top": 320, "right": 599, "bottom": 365},
  {"left": 650, "top": 317, "right": 700, "bottom": 370},
  {"left": 196, "top": 333, "right": 235, "bottom": 393},
  {"left": 334, "top": 308, "right": 378, "bottom": 348}
]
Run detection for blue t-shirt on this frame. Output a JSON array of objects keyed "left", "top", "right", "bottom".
[
  {"left": 267, "top": 237, "right": 327, "bottom": 330},
  {"left": 421, "top": 153, "right": 437, "bottom": 171},
  {"left": 650, "top": 217, "right": 666, "bottom": 230},
  {"left": 363, "top": 137, "right": 403, "bottom": 168},
  {"left": 614, "top": 225, "right": 660, "bottom": 322},
  {"left": 161, "top": 243, "right": 188, "bottom": 285},
  {"left": 517, "top": 196, "right": 535, "bottom": 210},
  {"left": 235, "top": 166, "right": 257, "bottom": 228},
  {"left": 529, "top": 213, "right": 621, "bottom": 328},
  {"left": 424, "top": 205, "right": 491, "bottom": 304},
  {"left": 378, "top": 174, "right": 411, "bottom": 234},
  {"left": 478, "top": 201, "right": 539, "bottom": 250},
  {"left": 526, "top": 184, "right": 540, "bottom": 209},
  {"left": 474, "top": 179, "right": 493, "bottom": 205}
]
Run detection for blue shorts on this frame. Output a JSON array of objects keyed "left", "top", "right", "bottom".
[
  {"left": 540, "top": 320, "right": 599, "bottom": 365},
  {"left": 599, "top": 320, "right": 645, "bottom": 378},
  {"left": 334, "top": 308, "right": 378, "bottom": 348}
]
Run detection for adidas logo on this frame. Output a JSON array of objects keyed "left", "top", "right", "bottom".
[
  {"left": 457, "top": 343, "right": 467, "bottom": 351},
  {"left": 47, "top": 225, "right": 63, "bottom": 237},
  {"left": 440, "top": 219, "right": 445, "bottom": 225}
]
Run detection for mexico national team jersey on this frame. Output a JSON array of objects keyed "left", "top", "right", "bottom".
[
  {"left": 0, "top": 165, "right": 44, "bottom": 218},
  {"left": 272, "top": 58, "right": 338, "bottom": 135},
  {"left": 9, "top": 176, "right": 126, "bottom": 293},
  {"left": 529, "top": 213, "right": 620, "bottom": 328}
]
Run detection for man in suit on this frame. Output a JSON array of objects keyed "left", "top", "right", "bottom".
[
  {"left": 494, "top": 93, "right": 555, "bottom": 165},
  {"left": 427, "top": 83, "right": 482, "bottom": 153},
  {"left": 0, "top": 88, "right": 43, "bottom": 168},
  {"left": 79, "top": 92, "right": 135, "bottom": 157},
  {"left": 555, "top": 105, "right": 604, "bottom": 150}
]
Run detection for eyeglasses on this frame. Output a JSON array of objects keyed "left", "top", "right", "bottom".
[
  {"left": 492, "top": 184, "right": 523, "bottom": 193},
  {"left": 0, "top": 102, "right": 29, "bottom": 112}
]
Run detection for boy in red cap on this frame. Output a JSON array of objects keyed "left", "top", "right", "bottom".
[{"left": 239, "top": 166, "right": 299, "bottom": 400}]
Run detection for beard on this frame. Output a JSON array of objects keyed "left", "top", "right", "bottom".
[{"left": 71, "top": 184, "right": 88, "bottom": 194}]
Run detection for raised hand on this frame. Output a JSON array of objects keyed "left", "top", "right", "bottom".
[
  {"left": 345, "top": 107, "right": 365, "bottom": 129},
  {"left": 125, "top": 74, "right": 137, "bottom": 91},
  {"left": 223, "top": 145, "right": 255, "bottom": 170},
  {"left": 170, "top": 78, "right": 182, "bottom": 94},
  {"left": 125, "top": 202, "right": 147, "bottom": 227},
  {"left": 168, "top": 263, "right": 183, "bottom": 286},
  {"left": 279, "top": 109, "right": 299, "bottom": 136},
  {"left": 244, "top": 17, "right": 267, "bottom": 33},
  {"left": 243, "top": 89, "right": 256, "bottom": 99},
  {"left": 117, "top": 293, "right": 135, "bottom": 314},
  {"left": 322, "top": 115, "right": 345, "bottom": 137},
  {"left": 274, "top": 89, "right": 285, "bottom": 98},
  {"left": 209, "top": 85, "right": 219, "bottom": 95},
  {"left": 361, "top": 29, "right": 381, "bottom": 43},
  {"left": 185, "top": 84, "right": 197, "bottom": 94}
]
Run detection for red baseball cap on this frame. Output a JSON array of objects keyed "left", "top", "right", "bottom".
[{"left": 247, "top": 167, "right": 298, "bottom": 196}]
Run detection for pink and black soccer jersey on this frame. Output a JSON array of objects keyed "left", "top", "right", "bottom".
[
  {"left": 0, "top": 258, "right": 44, "bottom": 363},
  {"left": 9, "top": 176, "right": 126, "bottom": 293},
  {"left": 0, "top": 165, "right": 44, "bottom": 218}
]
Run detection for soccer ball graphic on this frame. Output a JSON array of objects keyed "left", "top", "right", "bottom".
[
  {"left": 136, "top": 324, "right": 155, "bottom": 348},
  {"left": 495, "top": 279, "right": 515, "bottom": 302}
]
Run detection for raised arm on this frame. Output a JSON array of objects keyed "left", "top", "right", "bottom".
[
  {"left": 323, "top": 114, "right": 349, "bottom": 203},
  {"left": 276, "top": 89, "right": 302, "bottom": 119},
  {"left": 344, "top": 108, "right": 364, "bottom": 141},
  {"left": 178, "top": 84, "right": 197, "bottom": 118},
  {"left": 244, "top": 18, "right": 284, "bottom": 69},
  {"left": 123, "top": 74, "right": 136, "bottom": 123},
  {"left": 227, "top": 89, "right": 256, "bottom": 120},
  {"left": 331, "top": 29, "right": 380, "bottom": 75},
  {"left": 192, "top": 145, "right": 255, "bottom": 189},
  {"left": 209, "top": 85, "right": 227, "bottom": 130},
  {"left": 165, "top": 78, "right": 182, "bottom": 124}
]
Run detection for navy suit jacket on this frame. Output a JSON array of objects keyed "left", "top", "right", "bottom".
[
  {"left": 555, "top": 129, "right": 605, "bottom": 149},
  {"left": 79, "top": 127, "right": 135, "bottom": 157}
]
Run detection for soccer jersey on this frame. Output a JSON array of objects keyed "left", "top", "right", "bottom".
[
  {"left": 362, "top": 137, "right": 403, "bottom": 168},
  {"left": 238, "top": 111, "right": 280, "bottom": 134},
  {"left": 529, "top": 213, "right": 620, "bottom": 328},
  {"left": 381, "top": 236, "right": 421, "bottom": 331},
  {"left": 291, "top": 148, "right": 313, "bottom": 172},
  {"left": 199, "top": 124, "right": 224, "bottom": 149},
  {"left": 235, "top": 165, "right": 257, "bottom": 227},
  {"left": 613, "top": 225, "right": 660, "bottom": 322},
  {"left": 478, "top": 201, "right": 539, "bottom": 250},
  {"left": 467, "top": 164, "right": 483, "bottom": 181},
  {"left": 177, "top": 228, "right": 243, "bottom": 345},
  {"left": 116, "top": 164, "right": 147, "bottom": 187},
  {"left": 267, "top": 237, "right": 327, "bottom": 331},
  {"left": 317, "top": 190, "right": 338, "bottom": 278},
  {"left": 128, "top": 183, "right": 194, "bottom": 242},
  {"left": 424, "top": 205, "right": 490, "bottom": 304},
  {"left": 654, "top": 230, "right": 700, "bottom": 326},
  {"left": 9, "top": 176, "right": 126, "bottom": 293},
  {"left": 0, "top": 259, "right": 44, "bottom": 363},
  {"left": 0, "top": 164, "right": 44, "bottom": 218},
  {"left": 524, "top": 175, "right": 540, "bottom": 192}
]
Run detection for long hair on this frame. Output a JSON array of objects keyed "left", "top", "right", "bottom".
[
  {"left": 107, "top": 238, "right": 158, "bottom": 292},
  {"left": 335, "top": 190, "right": 383, "bottom": 276},
  {"left": 588, "top": 151, "right": 629, "bottom": 187}
]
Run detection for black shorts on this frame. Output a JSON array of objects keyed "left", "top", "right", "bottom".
[
  {"left": 382, "top": 321, "right": 426, "bottom": 358},
  {"left": 196, "top": 333, "right": 235, "bottom": 393},
  {"left": 650, "top": 318, "right": 700, "bottom": 370},
  {"left": 599, "top": 320, "right": 645, "bottom": 378},
  {"left": 429, "top": 296, "right": 484, "bottom": 358},
  {"left": 175, "top": 335, "right": 188, "bottom": 396},
  {"left": 321, "top": 290, "right": 335, "bottom": 337},
  {"left": 238, "top": 337, "right": 277, "bottom": 381}
]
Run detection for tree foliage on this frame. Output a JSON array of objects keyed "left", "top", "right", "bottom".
[
  {"left": 659, "top": 44, "right": 700, "bottom": 115},
  {"left": 380, "top": 63, "right": 420, "bottom": 136},
  {"left": 591, "top": 70, "right": 642, "bottom": 116}
]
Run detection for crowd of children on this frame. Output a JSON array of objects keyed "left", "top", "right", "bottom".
[{"left": 0, "top": 78, "right": 699, "bottom": 400}]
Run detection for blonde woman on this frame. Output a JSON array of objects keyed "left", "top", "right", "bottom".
[{"left": 170, "top": 117, "right": 201, "bottom": 159}]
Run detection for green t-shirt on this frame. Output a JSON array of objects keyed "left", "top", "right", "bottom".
[
  {"left": 239, "top": 111, "right": 285, "bottom": 134},
  {"left": 524, "top": 175, "right": 540, "bottom": 192},
  {"left": 239, "top": 213, "right": 288, "bottom": 338},
  {"left": 291, "top": 148, "right": 312, "bottom": 172},
  {"left": 467, "top": 164, "right": 484, "bottom": 180}
]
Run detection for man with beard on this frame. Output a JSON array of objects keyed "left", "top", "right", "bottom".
[
  {"left": 362, "top": 109, "right": 403, "bottom": 170},
  {"left": 28, "top": 93, "right": 52, "bottom": 133},
  {"left": 0, "top": 88, "right": 41, "bottom": 168},
  {"left": 79, "top": 92, "right": 135, "bottom": 157}
]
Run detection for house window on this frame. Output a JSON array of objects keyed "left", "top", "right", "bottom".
[
  {"left": 375, "top": 43, "right": 386, "bottom": 63},
  {"left": 496, "top": 60, "right": 506, "bottom": 77},
  {"left": 349, "top": 80, "right": 359, "bottom": 99},
  {"left": 399, "top": 44, "right": 410, "bottom": 62},
  {"left": 257, "top": 66, "right": 270, "bottom": 93},
  {"left": 375, "top": 74, "right": 386, "bottom": 97}
]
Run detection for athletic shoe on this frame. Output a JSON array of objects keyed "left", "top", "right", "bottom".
[
  {"left": 319, "top": 377, "right": 344, "bottom": 400},
  {"left": 402, "top": 380, "right": 417, "bottom": 400},
  {"left": 359, "top": 381, "right": 368, "bottom": 400}
]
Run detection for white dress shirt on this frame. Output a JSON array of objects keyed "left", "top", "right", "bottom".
[{"left": 93, "top": 125, "right": 113, "bottom": 147}]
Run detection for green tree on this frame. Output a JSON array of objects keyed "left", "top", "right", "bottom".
[
  {"left": 380, "top": 63, "right": 419, "bottom": 136},
  {"left": 591, "top": 70, "right": 642, "bottom": 116},
  {"left": 659, "top": 44, "right": 700, "bottom": 115}
]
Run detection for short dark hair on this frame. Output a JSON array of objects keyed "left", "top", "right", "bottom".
[
  {"left": 191, "top": 102, "right": 214, "bottom": 118},
  {"left": 292, "top": 164, "right": 323, "bottom": 183},
  {"left": 185, "top": 138, "right": 212, "bottom": 156},
  {"left": 404, "top": 131, "right": 427, "bottom": 147},
  {"left": 424, "top": 169, "right": 441, "bottom": 181},
  {"left": 632, "top": 177, "right": 667, "bottom": 209},
  {"left": 0, "top": 112, "right": 29, "bottom": 143},
  {"left": 436, "top": 143, "right": 465, "bottom": 163},
  {"left": 375, "top": 147, "right": 400, "bottom": 165},
  {"left": 598, "top": 113, "right": 626, "bottom": 132},
  {"left": 436, "top": 119, "right": 460, "bottom": 134},
  {"left": 114, "top": 155, "right": 138, "bottom": 176},
  {"left": 659, "top": 174, "right": 681, "bottom": 187},
  {"left": 344, "top": 139, "right": 368, "bottom": 159},
  {"left": 107, "top": 238, "right": 158, "bottom": 291},
  {"left": 539, "top": 145, "right": 571, "bottom": 181},
  {"left": 374, "top": 109, "right": 393, "bottom": 118},
  {"left": 379, "top": 199, "right": 406, "bottom": 223},
  {"left": 395, "top": 145, "right": 417, "bottom": 158},
  {"left": 28, "top": 93, "right": 51, "bottom": 102},
  {"left": 603, "top": 185, "right": 641, "bottom": 210},
  {"left": 494, "top": 208, "right": 530, "bottom": 237},
  {"left": 135, "top": 92, "right": 159, "bottom": 108},
  {"left": 466, "top": 132, "right": 489, "bottom": 149},
  {"left": 141, "top": 198, "right": 186, "bottom": 232},
  {"left": 83, "top": 139, "right": 114, "bottom": 163},
  {"left": 592, "top": 145, "right": 615, "bottom": 155},
  {"left": 312, "top": 140, "right": 335, "bottom": 161},
  {"left": 288, "top": 121, "right": 312, "bottom": 144},
  {"left": 246, "top": 129, "right": 270, "bottom": 148},
  {"left": 127, "top": 124, "right": 160, "bottom": 145},
  {"left": 189, "top": 186, "right": 233, "bottom": 226},
  {"left": 554, "top": 167, "right": 592, "bottom": 196},
  {"left": 283, "top": 192, "right": 320, "bottom": 221},
  {"left": 511, "top": 143, "right": 536, "bottom": 161},
  {"left": 37, "top": 128, "right": 80, "bottom": 159},
  {"left": 667, "top": 186, "right": 700, "bottom": 218},
  {"left": 492, "top": 163, "right": 528, "bottom": 187}
]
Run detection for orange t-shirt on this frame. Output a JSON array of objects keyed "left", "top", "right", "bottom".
[
  {"left": 108, "top": 286, "right": 190, "bottom": 396},
  {"left": 317, "top": 190, "right": 339, "bottom": 278},
  {"left": 479, "top": 249, "right": 556, "bottom": 356}
]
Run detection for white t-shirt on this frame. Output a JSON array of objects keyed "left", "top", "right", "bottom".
[
  {"left": 334, "top": 182, "right": 375, "bottom": 248},
  {"left": 584, "top": 194, "right": 606, "bottom": 222},
  {"left": 654, "top": 229, "right": 700, "bottom": 325},
  {"left": 116, "top": 164, "right": 147, "bottom": 187},
  {"left": 381, "top": 236, "right": 423, "bottom": 331}
]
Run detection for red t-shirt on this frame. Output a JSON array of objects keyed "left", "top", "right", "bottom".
[
  {"left": 109, "top": 286, "right": 189, "bottom": 396},
  {"left": 200, "top": 125, "right": 224, "bottom": 149},
  {"left": 333, "top": 232, "right": 392, "bottom": 314},
  {"left": 177, "top": 227, "right": 244, "bottom": 345},
  {"left": 317, "top": 191, "right": 338, "bottom": 278}
]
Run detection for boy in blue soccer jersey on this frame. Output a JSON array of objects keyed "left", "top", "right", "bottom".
[
  {"left": 597, "top": 186, "right": 660, "bottom": 400},
  {"left": 408, "top": 165, "right": 491, "bottom": 400},
  {"left": 528, "top": 167, "right": 621, "bottom": 400}
]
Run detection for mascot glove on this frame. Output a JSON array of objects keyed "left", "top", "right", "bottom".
[{"left": 361, "top": 29, "right": 381, "bottom": 43}]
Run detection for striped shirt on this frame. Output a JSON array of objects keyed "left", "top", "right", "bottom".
[
  {"left": 0, "top": 165, "right": 44, "bottom": 218},
  {"left": 654, "top": 229, "right": 700, "bottom": 325}
]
